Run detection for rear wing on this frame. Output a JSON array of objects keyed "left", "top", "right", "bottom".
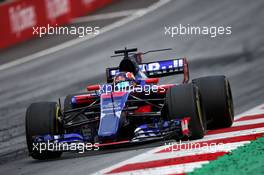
[{"left": 106, "top": 58, "right": 189, "bottom": 83}]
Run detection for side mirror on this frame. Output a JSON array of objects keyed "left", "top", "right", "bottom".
[
  {"left": 87, "top": 84, "right": 100, "bottom": 91},
  {"left": 145, "top": 78, "right": 159, "bottom": 84}
]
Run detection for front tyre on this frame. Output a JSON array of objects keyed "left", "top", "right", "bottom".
[
  {"left": 192, "top": 76, "right": 234, "bottom": 129},
  {"left": 25, "top": 102, "right": 63, "bottom": 160},
  {"left": 166, "top": 84, "right": 205, "bottom": 140}
]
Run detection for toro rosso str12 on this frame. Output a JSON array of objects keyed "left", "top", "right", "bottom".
[{"left": 25, "top": 48, "right": 234, "bottom": 159}]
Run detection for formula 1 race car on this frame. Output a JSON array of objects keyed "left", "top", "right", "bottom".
[{"left": 25, "top": 48, "right": 234, "bottom": 160}]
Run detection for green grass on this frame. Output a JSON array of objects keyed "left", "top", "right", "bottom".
[{"left": 188, "top": 136, "right": 264, "bottom": 175}]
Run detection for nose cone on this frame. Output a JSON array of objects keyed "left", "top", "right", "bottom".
[
  {"left": 98, "top": 113, "right": 120, "bottom": 138},
  {"left": 98, "top": 92, "right": 128, "bottom": 139}
]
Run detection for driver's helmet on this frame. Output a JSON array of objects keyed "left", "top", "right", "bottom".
[{"left": 114, "top": 72, "right": 136, "bottom": 89}]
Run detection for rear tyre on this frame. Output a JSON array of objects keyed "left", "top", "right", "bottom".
[
  {"left": 192, "top": 76, "right": 234, "bottom": 129},
  {"left": 166, "top": 83, "right": 205, "bottom": 140},
  {"left": 25, "top": 102, "right": 62, "bottom": 160}
]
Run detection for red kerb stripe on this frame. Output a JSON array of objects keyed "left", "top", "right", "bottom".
[
  {"left": 106, "top": 152, "right": 227, "bottom": 174},
  {"left": 235, "top": 114, "right": 264, "bottom": 122},
  {"left": 207, "top": 122, "right": 264, "bottom": 135}
]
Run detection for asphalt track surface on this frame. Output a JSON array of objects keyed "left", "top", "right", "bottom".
[{"left": 0, "top": 0, "right": 264, "bottom": 174}]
